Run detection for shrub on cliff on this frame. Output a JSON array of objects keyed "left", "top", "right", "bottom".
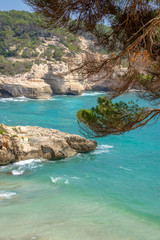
[{"left": 0, "top": 55, "right": 33, "bottom": 76}]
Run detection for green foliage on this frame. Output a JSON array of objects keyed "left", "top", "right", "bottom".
[
  {"left": 63, "top": 40, "right": 80, "bottom": 54},
  {"left": 139, "top": 74, "right": 152, "bottom": 84},
  {"left": 0, "top": 55, "right": 33, "bottom": 76},
  {"left": 77, "top": 97, "right": 146, "bottom": 137},
  {"left": 0, "top": 125, "right": 8, "bottom": 135},
  {"left": 0, "top": 10, "right": 41, "bottom": 58},
  {"left": 12, "top": 127, "right": 18, "bottom": 133},
  {"left": 11, "top": 135, "right": 18, "bottom": 138},
  {"left": 0, "top": 130, "right": 3, "bottom": 135},
  {"left": 34, "top": 59, "right": 47, "bottom": 65},
  {"left": 52, "top": 46, "right": 64, "bottom": 61},
  {"left": 22, "top": 48, "right": 39, "bottom": 58},
  {"left": 0, "top": 10, "right": 110, "bottom": 76}
]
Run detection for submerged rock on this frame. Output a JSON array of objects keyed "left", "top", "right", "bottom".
[{"left": 0, "top": 124, "right": 97, "bottom": 165}]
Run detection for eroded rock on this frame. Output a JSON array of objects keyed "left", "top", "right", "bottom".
[{"left": 0, "top": 124, "right": 97, "bottom": 165}]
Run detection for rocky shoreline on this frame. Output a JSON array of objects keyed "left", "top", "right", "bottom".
[{"left": 0, "top": 124, "right": 97, "bottom": 166}]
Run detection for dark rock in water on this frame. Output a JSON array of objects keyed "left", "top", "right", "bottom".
[{"left": 0, "top": 124, "right": 97, "bottom": 165}]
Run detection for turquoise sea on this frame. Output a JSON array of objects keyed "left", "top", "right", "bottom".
[{"left": 0, "top": 92, "right": 160, "bottom": 240}]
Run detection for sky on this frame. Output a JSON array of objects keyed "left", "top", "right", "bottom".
[{"left": 0, "top": 0, "right": 31, "bottom": 11}]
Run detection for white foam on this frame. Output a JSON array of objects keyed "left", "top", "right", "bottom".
[
  {"left": 119, "top": 166, "right": 132, "bottom": 171},
  {"left": 0, "top": 97, "right": 29, "bottom": 102},
  {"left": 65, "top": 180, "right": 69, "bottom": 184},
  {"left": 50, "top": 177, "right": 62, "bottom": 183},
  {"left": 99, "top": 145, "right": 113, "bottom": 149},
  {"left": 0, "top": 165, "right": 8, "bottom": 170},
  {"left": 71, "top": 176, "right": 80, "bottom": 179},
  {"left": 12, "top": 170, "right": 24, "bottom": 176},
  {"left": 0, "top": 192, "right": 16, "bottom": 200},
  {"left": 0, "top": 96, "right": 57, "bottom": 102},
  {"left": 14, "top": 159, "right": 42, "bottom": 166},
  {"left": 93, "top": 144, "right": 114, "bottom": 154},
  {"left": 82, "top": 92, "right": 105, "bottom": 96},
  {"left": 47, "top": 97, "right": 57, "bottom": 101}
]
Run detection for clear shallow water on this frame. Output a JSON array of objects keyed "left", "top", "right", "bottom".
[{"left": 0, "top": 92, "right": 160, "bottom": 240}]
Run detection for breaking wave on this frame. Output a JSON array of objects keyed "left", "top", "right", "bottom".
[
  {"left": 14, "top": 159, "right": 42, "bottom": 166},
  {"left": 50, "top": 177, "right": 62, "bottom": 183},
  {"left": 11, "top": 169, "right": 25, "bottom": 176},
  {"left": 92, "top": 144, "right": 114, "bottom": 155},
  {"left": 0, "top": 192, "right": 16, "bottom": 200},
  {"left": 82, "top": 92, "right": 106, "bottom": 96},
  {"left": 0, "top": 97, "right": 29, "bottom": 102}
]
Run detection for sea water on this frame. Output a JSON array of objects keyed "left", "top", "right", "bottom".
[{"left": 0, "top": 92, "right": 160, "bottom": 240}]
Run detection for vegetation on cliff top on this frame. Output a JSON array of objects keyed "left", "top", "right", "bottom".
[
  {"left": 0, "top": 10, "right": 109, "bottom": 76},
  {"left": 0, "top": 10, "right": 81, "bottom": 75}
]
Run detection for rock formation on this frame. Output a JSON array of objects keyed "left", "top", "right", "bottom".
[
  {"left": 0, "top": 61, "right": 127, "bottom": 99},
  {"left": 0, "top": 61, "right": 86, "bottom": 98},
  {"left": 44, "top": 62, "right": 85, "bottom": 95},
  {"left": 0, "top": 78, "right": 52, "bottom": 99},
  {"left": 0, "top": 124, "right": 97, "bottom": 165},
  {"left": 86, "top": 66, "right": 127, "bottom": 91}
]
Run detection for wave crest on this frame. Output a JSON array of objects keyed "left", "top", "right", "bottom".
[
  {"left": 0, "top": 192, "right": 16, "bottom": 200},
  {"left": 93, "top": 144, "right": 114, "bottom": 155}
]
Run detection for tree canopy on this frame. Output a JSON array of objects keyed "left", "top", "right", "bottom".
[{"left": 24, "top": 0, "right": 160, "bottom": 137}]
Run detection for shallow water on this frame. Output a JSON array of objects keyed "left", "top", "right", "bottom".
[{"left": 0, "top": 92, "right": 160, "bottom": 240}]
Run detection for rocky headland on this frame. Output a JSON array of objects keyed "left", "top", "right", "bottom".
[{"left": 0, "top": 124, "right": 97, "bottom": 165}]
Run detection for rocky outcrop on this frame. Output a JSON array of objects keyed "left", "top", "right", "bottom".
[
  {"left": 0, "top": 80, "right": 52, "bottom": 99},
  {"left": 0, "top": 124, "right": 97, "bottom": 165},
  {"left": 0, "top": 66, "right": 53, "bottom": 100}
]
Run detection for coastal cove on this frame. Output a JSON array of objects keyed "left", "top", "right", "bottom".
[{"left": 0, "top": 92, "right": 160, "bottom": 240}]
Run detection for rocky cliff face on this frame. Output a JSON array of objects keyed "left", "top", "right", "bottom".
[
  {"left": 0, "top": 60, "right": 127, "bottom": 99},
  {"left": 86, "top": 66, "right": 127, "bottom": 91},
  {"left": 44, "top": 62, "right": 86, "bottom": 95},
  {"left": 0, "top": 78, "right": 52, "bottom": 99},
  {"left": 0, "top": 124, "right": 97, "bottom": 165},
  {"left": 0, "top": 60, "right": 87, "bottom": 98}
]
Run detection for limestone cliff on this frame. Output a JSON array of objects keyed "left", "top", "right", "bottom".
[
  {"left": 0, "top": 11, "right": 127, "bottom": 98},
  {"left": 0, "top": 61, "right": 86, "bottom": 98},
  {"left": 0, "top": 58, "right": 127, "bottom": 99},
  {"left": 0, "top": 27, "right": 126, "bottom": 99}
]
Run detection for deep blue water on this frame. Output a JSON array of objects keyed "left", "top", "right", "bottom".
[{"left": 0, "top": 92, "right": 160, "bottom": 240}]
